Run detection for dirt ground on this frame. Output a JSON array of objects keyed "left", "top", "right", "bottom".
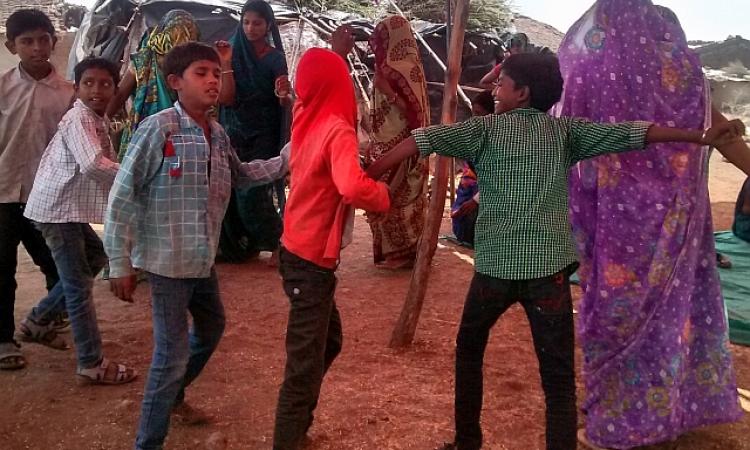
[{"left": 1, "top": 151, "right": 749, "bottom": 450}]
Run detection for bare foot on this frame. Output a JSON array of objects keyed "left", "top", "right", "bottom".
[
  {"left": 375, "top": 258, "right": 414, "bottom": 270},
  {"left": 173, "top": 402, "right": 211, "bottom": 426}
]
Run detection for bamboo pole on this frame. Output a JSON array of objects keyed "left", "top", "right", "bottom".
[
  {"left": 289, "top": 19, "right": 305, "bottom": 84},
  {"left": 386, "top": 0, "right": 472, "bottom": 109},
  {"left": 389, "top": 0, "right": 471, "bottom": 348}
]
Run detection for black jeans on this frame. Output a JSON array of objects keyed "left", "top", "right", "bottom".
[
  {"left": 0, "top": 203, "right": 61, "bottom": 343},
  {"left": 454, "top": 265, "right": 577, "bottom": 450},
  {"left": 273, "top": 248, "right": 342, "bottom": 450}
]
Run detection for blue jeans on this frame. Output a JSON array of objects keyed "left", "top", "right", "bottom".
[
  {"left": 29, "top": 223, "right": 107, "bottom": 368},
  {"left": 135, "top": 270, "right": 225, "bottom": 450}
]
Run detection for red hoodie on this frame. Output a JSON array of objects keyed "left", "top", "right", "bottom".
[{"left": 282, "top": 48, "right": 390, "bottom": 269}]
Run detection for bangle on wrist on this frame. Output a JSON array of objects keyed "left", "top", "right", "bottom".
[
  {"left": 700, "top": 128, "right": 709, "bottom": 145},
  {"left": 221, "top": 69, "right": 234, "bottom": 75}
]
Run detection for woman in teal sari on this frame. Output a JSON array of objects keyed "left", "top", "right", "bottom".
[
  {"left": 106, "top": 10, "right": 199, "bottom": 158},
  {"left": 217, "top": 0, "right": 289, "bottom": 263}
]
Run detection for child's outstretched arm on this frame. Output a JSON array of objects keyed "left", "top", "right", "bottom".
[
  {"left": 569, "top": 118, "right": 746, "bottom": 163},
  {"left": 367, "top": 118, "right": 485, "bottom": 180},
  {"left": 230, "top": 142, "right": 290, "bottom": 188},
  {"left": 366, "top": 136, "right": 419, "bottom": 180},
  {"left": 329, "top": 127, "right": 390, "bottom": 213},
  {"left": 645, "top": 118, "right": 745, "bottom": 147}
]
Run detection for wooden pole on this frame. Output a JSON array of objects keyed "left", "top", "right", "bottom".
[{"left": 389, "top": 0, "right": 471, "bottom": 348}]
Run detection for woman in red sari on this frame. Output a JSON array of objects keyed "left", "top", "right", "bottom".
[{"left": 366, "top": 16, "right": 431, "bottom": 269}]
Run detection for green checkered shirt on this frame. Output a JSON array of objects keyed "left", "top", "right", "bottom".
[{"left": 413, "top": 107, "right": 651, "bottom": 280}]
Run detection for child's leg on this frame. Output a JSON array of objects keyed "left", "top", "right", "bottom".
[
  {"left": 174, "top": 269, "right": 226, "bottom": 406},
  {"left": 519, "top": 268, "right": 576, "bottom": 450},
  {"left": 0, "top": 204, "right": 24, "bottom": 345},
  {"left": 273, "top": 248, "right": 338, "bottom": 450},
  {"left": 454, "top": 272, "right": 517, "bottom": 450},
  {"left": 28, "top": 224, "right": 103, "bottom": 365},
  {"left": 19, "top": 212, "right": 61, "bottom": 292},
  {"left": 135, "top": 274, "right": 193, "bottom": 450}
]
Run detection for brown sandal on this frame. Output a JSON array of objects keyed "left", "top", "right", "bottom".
[
  {"left": 0, "top": 342, "right": 26, "bottom": 370},
  {"left": 76, "top": 357, "right": 137, "bottom": 385}
]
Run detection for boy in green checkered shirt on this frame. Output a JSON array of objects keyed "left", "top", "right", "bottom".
[{"left": 366, "top": 53, "right": 746, "bottom": 450}]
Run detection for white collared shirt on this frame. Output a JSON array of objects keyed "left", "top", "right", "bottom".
[
  {"left": 0, "top": 63, "right": 75, "bottom": 203},
  {"left": 25, "top": 99, "right": 119, "bottom": 224}
]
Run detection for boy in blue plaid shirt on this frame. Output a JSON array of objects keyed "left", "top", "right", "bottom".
[
  {"left": 104, "top": 42, "right": 288, "bottom": 450},
  {"left": 367, "top": 53, "right": 746, "bottom": 450}
]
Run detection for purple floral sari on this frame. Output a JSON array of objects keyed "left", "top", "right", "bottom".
[{"left": 557, "top": 1, "right": 742, "bottom": 448}]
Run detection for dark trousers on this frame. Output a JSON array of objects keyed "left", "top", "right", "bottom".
[
  {"left": 273, "top": 248, "right": 342, "bottom": 450},
  {"left": 0, "top": 203, "right": 61, "bottom": 343},
  {"left": 454, "top": 266, "right": 577, "bottom": 450}
]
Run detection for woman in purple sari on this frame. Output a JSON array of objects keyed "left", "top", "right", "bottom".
[{"left": 557, "top": 1, "right": 745, "bottom": 448}]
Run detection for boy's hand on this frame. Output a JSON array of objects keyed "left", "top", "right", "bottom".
[
  {"left": 703, "top": 119, "right": 746, "bottom": 147},
  {"left": 109, "top": 275, "right": 137, "bottom": 303},
  {"left": 330, "top": 25, "right": 355, "bottom": 58},
  {"left": 215, "top": 41, "right": 233, "bottom": 66}
]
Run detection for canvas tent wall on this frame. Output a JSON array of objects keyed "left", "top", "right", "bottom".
[{"left": 68, "top": 0, "right": 561, "bottom": 124}]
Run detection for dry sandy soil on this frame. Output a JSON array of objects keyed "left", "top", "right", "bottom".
[{"left": 1, "top": 152, "right": 749, "bottom": 450}]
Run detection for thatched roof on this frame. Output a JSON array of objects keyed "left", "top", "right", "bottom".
[
  {"left": 0, "top": 0, "right": 67, "bottom": 34},
  {"left": 511, "top": 15, "right": 564, "bottom": 52}
]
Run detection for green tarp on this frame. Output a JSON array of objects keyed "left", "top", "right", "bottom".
[{"left": 715, "top": 231, "right": 750, "bottom": 347}]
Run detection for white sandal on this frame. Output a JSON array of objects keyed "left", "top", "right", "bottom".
[{"left": 76, "top": 357, "right": 137, "bottom": 385}]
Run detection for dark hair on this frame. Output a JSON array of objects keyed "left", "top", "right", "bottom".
[
  {"left": 162, "top": 42, "right": 220, "bottom": 78},
  {"left": 5, "top": 9, "right": 55, "bottom": 41},
  {"left": 501, "top": 53, "right": 563, "bottom": 112},
  {"left": 242, "top": 0, "right": 274, "bottom": 24},
  {"left": 74, "top": 57, "right": 120, "bottom": 86},
  {"left": 473, "top": 90, "right": 495, "bottom": 115}
]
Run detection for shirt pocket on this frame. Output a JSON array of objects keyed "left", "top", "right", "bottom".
[{"left": 167, "top": 134, "right": 208, "bottom": 181}]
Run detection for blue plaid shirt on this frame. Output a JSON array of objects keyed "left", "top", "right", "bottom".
[{"left": 104, "top": 102, "right": 288, "bottom": 279}]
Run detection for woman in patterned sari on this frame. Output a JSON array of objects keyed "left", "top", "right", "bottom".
[
  {"left": 366, "top": 15, "right": 430, "bottom": 269},
  {"left": 557, "top": 1, "right": 746, "bottom": 448},
  {"left": 107, "top": 9, "right": 199, "bottom": 158}
]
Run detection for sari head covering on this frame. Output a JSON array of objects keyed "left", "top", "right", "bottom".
[
  {"left": 367, "top": 15, "right": 430, "bottom": 264},
  {"left": 291, "top": 47, "right": 357, "bottom": 262},
  {"left": 369, "top": 15, "right": 430, "bottom": 131},
  {"left": 221, "top": 0, "right": 288, "bottom": 160},
  {"left": 557, "top": 1, "right": 741, "bottom": 448},
  {"left": 119, "top": 9, "right": 198, "bottom": 157},
  {"left": 292, "top": 49, "right": 356, "bottom": 141}
]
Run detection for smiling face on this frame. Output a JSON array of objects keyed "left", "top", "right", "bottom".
[
  {"left": 5, "top": 28, "right": 55, "bottom": 74},
  {"left": 492, "top": 72, "right": 529, "bottom": 114},
  {"left": 167, "top": 59, "right": 221, "bottom": 113},
  {"left": 242, "top": 11, "right": 269, "bottom": 43},
  {"left": 76, "top": 67, "right": 116, "bottom": 116}
]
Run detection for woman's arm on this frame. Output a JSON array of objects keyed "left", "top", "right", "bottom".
[
  {"left": 106, "top": 70, "right": 136, "bottom": 118},
  {"left": 216, "top": 40, "right": 236, "bottom": 106},
  {"left": 479, "top": 64, "right": 501, "bottom": 90},
  {"left": 374, "top": 71, "right": 409, "bottom": 113}
]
